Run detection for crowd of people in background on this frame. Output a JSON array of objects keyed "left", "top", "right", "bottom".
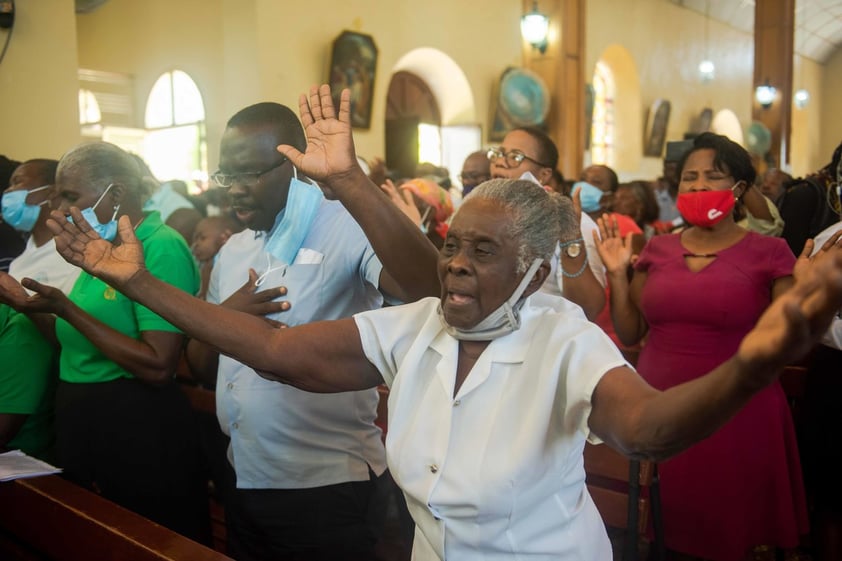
[{"left": 1, "top": 83, "right": 842, "bottom": 561}]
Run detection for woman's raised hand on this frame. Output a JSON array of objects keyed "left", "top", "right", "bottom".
[
  {"left": 794, "top": 228, "right": 842, "bottom": 282},
  {"left": 46, "top": 208, "right": 146, "bottom": 288},
  {"left": 380, "top": 179, "right": 422, "bottom": 226},
  {"left": 0, "top": 273, "right": 68, "bottom": 315},
  {"left": 593, "top": 214, "right": 635, "bottom": 275},
  {"left": 276, "top": 85, "right": 360, "bottom": 187}
]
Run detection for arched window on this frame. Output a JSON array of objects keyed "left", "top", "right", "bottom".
[
  {"left": 143, "top": 70, "right": 207, "bottom": 190},
  {"left": 590, "top": 62, "right": 615, "bottom": 166},
  {"left": 78, "top": 89, "right": 102, "bottom": 125},
  {"left": 145, "top": 70, "right": 205, "bottom": 128}
]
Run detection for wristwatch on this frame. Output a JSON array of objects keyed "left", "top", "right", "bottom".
[{"left": 564, "top": 241, "right": 582, "bottom": 259}]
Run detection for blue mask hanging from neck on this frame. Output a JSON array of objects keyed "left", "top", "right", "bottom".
[
  {"left": 2, "top": 185, "right": 51, "bottom": 232},
  {"left": 264, "top": 167, "right": 324, "bottom": 266},
  {"left": 72, "top": 183, "right": 120, "bottom": 242},
  {"left": 573, "top": 181, "right": 605, "bottom": 213}
]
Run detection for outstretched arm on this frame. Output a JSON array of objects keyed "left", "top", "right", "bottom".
[
  {"left": 48, "top": 210, "right": 383, "bottom": 393},
  {"left": 0, "top": 271, "right": 185, "bottom": 385},
  {"left": 589, "top": 240, "right": 842, "bottom": 461},
  {"left": 277, "top": 85, "right": 440, "bottom": 302}
]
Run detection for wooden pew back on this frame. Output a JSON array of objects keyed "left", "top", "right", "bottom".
[{"left": 0, "top": 475, "right": 233, "bottom": 561}]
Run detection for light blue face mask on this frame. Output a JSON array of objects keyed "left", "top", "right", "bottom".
[
  {"left": 573, "top": 181, "right": 605, "bottom": 213},
  {"left": 264, "top": 167, "right": 324, "bottom": 266},
  {"left": 71, "top": 183, "right": 120, "bottom": 242},
  {"left": 1, "top": 185, "right": 51, "bottom": 232}
]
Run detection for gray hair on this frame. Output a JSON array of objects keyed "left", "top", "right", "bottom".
[
  {"left": 464, "top": 178, "right": 571, "bottom": 273},
  {"left": 57, "top": 142, "right": 154, "bottom": 204}
]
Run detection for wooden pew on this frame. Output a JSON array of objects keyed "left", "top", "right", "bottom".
[{"left": 0, "top": 475, "right": 234, "bottom": 561}]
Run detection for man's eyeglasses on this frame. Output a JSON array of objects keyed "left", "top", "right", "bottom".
[
  {"left": 487, "top": 147, "right": 549, "bottom": 169},
  {"left": 459, "top": 171, "right": 490, "bottom": 183},
  {"left": 210, "top": 157, "right": 288, "bottom": 189}
]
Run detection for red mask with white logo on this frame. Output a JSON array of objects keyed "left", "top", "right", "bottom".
[{"left": 676, "top": 186, "right": 739, "bottom": 228}]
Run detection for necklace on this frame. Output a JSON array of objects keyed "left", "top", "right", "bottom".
[{"left": 683, "top": 252, "right": 717, "bottom": 258}]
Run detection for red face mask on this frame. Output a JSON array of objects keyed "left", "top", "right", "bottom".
[{"left": 676, "top": 188, "right": 737, "bottom": 228}]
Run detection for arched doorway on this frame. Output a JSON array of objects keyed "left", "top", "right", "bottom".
[
  {"left": 385, "top": 48, "right": 478, "bottom": 184},
  {"left": 385, "top": 71, "right": 441, "bottom": 179}
]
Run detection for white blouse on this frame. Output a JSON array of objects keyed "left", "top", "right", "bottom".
[{"left": 355, "top": 297, "right": 628, "bottom": 560}]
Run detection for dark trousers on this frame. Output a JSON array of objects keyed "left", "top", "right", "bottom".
[
  {"left": 226, "top": 470, "right": 388, "bottom": 561},
  {"left": 55, "top": 379, "right": 210, "bottom": 543}
]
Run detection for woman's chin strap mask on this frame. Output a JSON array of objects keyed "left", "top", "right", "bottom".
[{"left": 438, "top": 258, "right": 543, "bottom": 342}]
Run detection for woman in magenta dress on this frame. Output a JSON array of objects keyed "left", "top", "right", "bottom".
[{"left": 595, "top": 132, "right": 808, "bottom": 560}]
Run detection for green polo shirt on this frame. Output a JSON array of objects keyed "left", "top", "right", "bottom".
[
  {"left": 55, "top": 211, "right": 199, "bottom": 384},
  {"left": 0, "top": 304, "right": 57, "bottom": 459}
]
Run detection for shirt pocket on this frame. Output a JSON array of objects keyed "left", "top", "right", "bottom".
[{"left": 271, "top": 262, "right": 325, "bottom": 325}]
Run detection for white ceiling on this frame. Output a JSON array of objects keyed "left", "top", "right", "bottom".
[{"left": 670, "top": 0, "right": 842, "bottom": 63}]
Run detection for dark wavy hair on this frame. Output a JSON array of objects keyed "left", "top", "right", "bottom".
[{"left": 678, "top": 132, "right": 756, "bottom": 186}]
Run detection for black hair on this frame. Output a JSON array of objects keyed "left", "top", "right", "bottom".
[
  {"left": 618, "top": 180, "right": 659, "bottom": 225},
  {"left": 21, "top": 159, "right": 59, "bottom": 185},
  {"left": 511, "top": 126, "right": 558, "bottom": 169},
  {"left": 227, "top": 102, "right": 306, "bottom": 152},
  {"left": 678, "top": 132, "right": 756, "bottom": 186},
  {"left": 0, "top": 155, "right": 21, "bottom": 189}
]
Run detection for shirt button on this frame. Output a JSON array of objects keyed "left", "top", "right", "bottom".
[
  {"left": 227, "top": 383, "right": 234, "bottom": 390},
  {"left": 232, "top": 422, "right": 239, "bottom": 430},
  {"left": 429, "top": 464, "right": 438, "bottom": 473},
  {"left": 453, "top": 399, "right": 461, "bottom": 407}
]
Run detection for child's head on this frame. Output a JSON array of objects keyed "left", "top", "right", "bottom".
[{"left": 191, "top": 215, "right": 240, "bottom": 262}]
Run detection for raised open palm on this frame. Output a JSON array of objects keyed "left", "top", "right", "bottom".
[
  {"left": 47, "top": 208, "right": 146, "bottom": 286},
  {"left": 593, "top": 214, "right": 635, "bottom": 275},
  {"left": 0, "top": 273, "right": 66, "bottom": 315},
  {"left": 276, "top": 85, "right": 358, "bottom": 184}
]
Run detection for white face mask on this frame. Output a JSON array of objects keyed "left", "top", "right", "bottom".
[{"left": 437, "top": 258, "right": 543, "bottom": 341}]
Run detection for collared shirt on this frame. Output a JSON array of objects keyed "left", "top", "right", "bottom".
[
  {"left": 355, "top": 297, "right": 628, "bottom": 560},
  {"left": 9, "top": 237, "right": 81, "bottom": 296},
  {"left": 56, "top": 211, "right": 198, "bottom": 384},
  {"left": 0, "top": 304, "right": 56, "bottom": 459},
  {"left": 208, "top": 199, "right": 387, "bottom": 489}
]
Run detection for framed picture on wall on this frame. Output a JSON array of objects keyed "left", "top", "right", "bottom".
[
  {"left": 328, "top": 31, "right": 378, "bottom": 129},
  {"left": 643, "top": 99, "right": 671, "bottom": 157}
]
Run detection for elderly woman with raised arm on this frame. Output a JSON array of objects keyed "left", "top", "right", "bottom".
[{"left": 43, "top": 87, "right": 842, "bottom": 561}]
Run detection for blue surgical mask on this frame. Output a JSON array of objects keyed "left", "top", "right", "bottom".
[
  {"left": 1, "top": 185, "right": 51, "bottom": 232},
  {"left": 71, "top": 183, "right": 120, "bottom": 242},
  {"left": 263, "top": 167, "right": 324, "bottom": 266},
  {"left": 573, "top": 181, "right": 605, "bottom": 213}
]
